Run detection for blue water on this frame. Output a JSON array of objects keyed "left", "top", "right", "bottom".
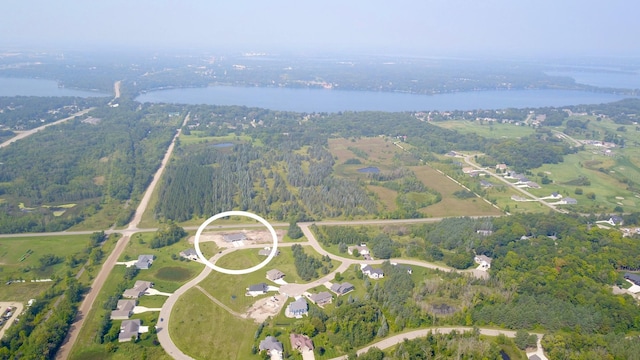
[
  {"left": 546, "top": 70, "right": 640, "bottom": 89},
  {"left": 358, "top": 167, "right": 380, "bottom": 173},
  {"left": 0, "top": 77, "right": 108, "bottom": 97},
  {"left": 136, "top": 85, "right": 633, "bottom": 112}
]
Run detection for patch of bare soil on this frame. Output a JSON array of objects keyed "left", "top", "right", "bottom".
[
  {"left": 245, "top": 294, "right": 287, "bottom": 323},
  {"left": 188, "top": 229, "right": 284, "bottom": 248}
]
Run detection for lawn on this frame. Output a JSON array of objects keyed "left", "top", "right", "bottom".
[
  {"left": 170, "top": 287, "right": 260, "bottom": 359},
  {"left": 198, "top": 245, "right": 339, "bottom": 313}
]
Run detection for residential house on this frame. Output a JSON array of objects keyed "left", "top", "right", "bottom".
[
  {"left": 179, "top": 248, "right": 199, "bottom": 261},
  {"left": 624, "top": 273, "right": 640, "bottom": 286},
  {"left": 308, "top": 291, "right": 333, "bottom": 306},
  {"left": 122, "top": 281, "right": 153, "bottom": 299},
  {"left": 348, "top": 244, "right": 369, "bottom": 256},
  {"left": 330, "top": 282, "right": 355, "bottom": 296},
  {"left": 266, "top": 269, "right": 285, "bottom": 282},
  {"left": 562, "top": 197, "right": 578, "bottom": 205},
  {"left": 110, "top": 299, "right": 137, "bottom": 320},
  {"left": 525, "top": 181, "right": 541, "bottom": 189},
  {"left": 259, "top": 336, "right": 284, "bottom": 360},
  {"left": 474, "top": 255, "right": 492, "bottom": 269},
  {"left": 223, "top": 233, "right": 247, "bottom": 243},
  {"left": 549, "top": 192, "right": 562, "bottom": 199},
  {"left": 609, "top": 215, "right": 624, "bottom": 226},
  {"left": 361, "top": 264, "right": 384, "bottom": 279},
  {"left": 480, "top": 180, "right": 493, "bottom": 188},
  {"left": 476, "top": 229, "right": 493, "bottom": 236},
  {"left": 528, "top": 355, "right": 541, "bottom": 360},
  {"left": 135, "top": 255, "right": 154, "bottom": 270},
  {"left": 495, "top": 163, "right": 508, "bottom": 172},
  {"left": 246, "top": 283, "right": 269, "bottom": 296},
  {"left": 118, "top": 319, "right": 141, "bottom": 342},
  {"left": 290, "top": 333, "right": 314, "bottom": 352},
  {"left": 287, "top": 298, "right": 308, "bottom": 317}
]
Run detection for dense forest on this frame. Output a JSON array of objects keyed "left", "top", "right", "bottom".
[{"left": 0, "top": 100, "right": 184, "bottom": 233}]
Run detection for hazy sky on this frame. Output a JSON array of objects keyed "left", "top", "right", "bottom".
[{"left": 2, "top": 0, "right": 638, "bottom": 57}]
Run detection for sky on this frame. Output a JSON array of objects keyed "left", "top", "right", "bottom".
[{"left": 2, "top": 0, "right": 638, "bottom": 58}]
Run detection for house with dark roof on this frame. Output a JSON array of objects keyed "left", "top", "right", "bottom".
[
  {"left": 135, "top": 255, "right": 154, "bottom": 270},
  {"left": 330, "top": 282, "right": 355, "bottom": 296},
  {"left": 122, "top": 281, "right": 153, "bottom": 299},
  {"left": 287, "top": 298, "right": 308, "bottom": 317},
  {"left": 528, "top": 355, "right": 541, "bottom": 360},
  {"left": 259, "top": 336, "right": 283, "bottom": 359},
  {"left": 609, "top": 215, "right": 624, "bottom": 226},
  {"left": 308, "top": 291, "right": 333, "bottom": 306},
  {"left": 361, "top": 264, "right": 384, "bottom": 279},
  {"left": 179, "top": 248, "right": 198, "bottom": 261},
  {"left": 246, "top": 283, "right": 269, "bottom": 296},
  {"left": 118, "top": 319, "right": 141, "bottom": 342},
  {"left": 223, "top": 233, "right": 247, "bottom": 242},
  {"left": 624, "top": 273, "right": 640, "bottom": 286},
  {"left": 480, "top": 180, "right": 493, "bottom": 188},
  {"left": 562, "top": 197, "right": 578, "bottom": 205},
  {"left": 266, "top": 269, "right": 285, "bottom": 282},
  {"left": 290, "top": 333, "right": 314, "bottom": 352},
  {"left": 110, "top": 299, "right": 137, "bottom": 320}
]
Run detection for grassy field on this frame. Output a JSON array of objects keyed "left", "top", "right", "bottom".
[
  {"left": 0, "top": 234, "right": 90, "bottom": 282},
  {"left": 170, "top": 287, "right": 260, "bottom": 360},
  {"left": 433, "top": 120, "right": 536, "bottom": 139},
  {"left": 411, "top": 166, "right": 502, "bottom": 217}
]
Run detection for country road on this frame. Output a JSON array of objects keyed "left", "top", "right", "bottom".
[
  {"left": 329, "top": 327, "right": 547, "bottom": 360},
  {"left": 0, "top": 108, "right": 94, "bottom": 149},
  {"left": 462, "top": 155, "right": 563, "bottom": 214},
  {"left": 55, "top": 113, "right": 190, "bottom": 360}
]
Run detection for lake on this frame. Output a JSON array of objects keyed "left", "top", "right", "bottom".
[
  {"left": 546, "top": 70, "right": 640, "bottom": 89},
  {"left": 136, "top": 85, "right": 633, "bottom": 112},
  {"left": 0, "top": 77, "right": 108, "bottom": 97}
]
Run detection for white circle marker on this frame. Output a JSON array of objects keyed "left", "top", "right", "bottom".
[{"left": 194, "top": 210, "right": 278, "bottom": 275}]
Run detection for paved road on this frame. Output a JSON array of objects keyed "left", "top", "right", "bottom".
[
  {"left": 329, "top": 327, "right": 547, "bottom": 360},
  {"left": 0, "top": 108, "right": 94, "bottom": 149},
  {"left": 55, "top": 113, "right": 189, "bottom": 360}
]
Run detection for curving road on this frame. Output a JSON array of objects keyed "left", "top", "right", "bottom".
[{"left": 329, "top": 327, "right": 547, "bottom": 360}]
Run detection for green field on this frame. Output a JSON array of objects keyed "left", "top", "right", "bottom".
[
  {"left": 433, "top": 120, "right": 536, "bottom": 139},
  {"left": 0, "top": 234, "right": 91, "bottom": 281}
]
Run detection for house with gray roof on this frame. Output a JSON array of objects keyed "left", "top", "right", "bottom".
[
  {"left": 179, "top": 248, "right": 198, "bottom": 261},
  {"left": 118, "top": 319, "right": 141, "bottom": 342},
  {"left": 287, "top": 298, "right": 308, "bottom": 317},
  {"left": 123, "top": 281, "right": 153, "bottom": 299},
  {"left": 246, "top": 283, "right": 269, "bottom": 296},
  {"left": 135, "top": 255, "right": 154, "bottom": 269},
  {"left": 266, "top": 269, "right": 285, "bottom": 282},
  {"left": 330, "top": 282, "right": 355, "bottom": 296},
  {"left": 259, "top": 336, "right": 283, "bottom": 359},
  {"left": 624, "top": 273, "right": 640, "bottom": 286},
  {"left": 223, "top": 233, "right": 247, "bottom": 242},
  {"left": 361, "top": 264, "right": 384, "bottom": 279},
  {"left": 309, "top": 291, "right": 333, "bottom": 306},
  {"left": 110, "top": 299, "right": 137, "bottom": 320}
]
